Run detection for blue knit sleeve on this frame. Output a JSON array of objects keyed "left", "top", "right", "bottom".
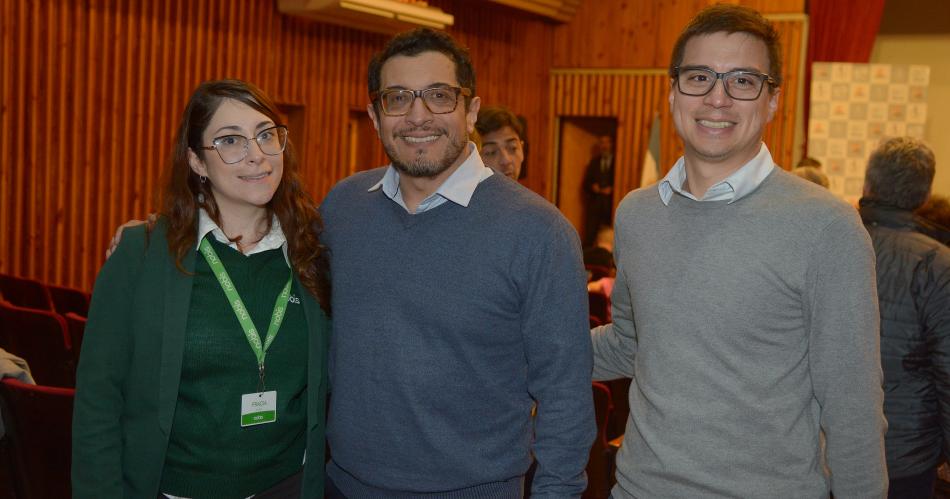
[{"left": 521, "top": 218, "right": 596, "bottom": 498}]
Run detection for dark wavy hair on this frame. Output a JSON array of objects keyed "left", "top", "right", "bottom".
[
  {"left": 669, "top": 4, "right": 783, "bottom": 89},
  {"left": 475, "top": 106, "right": 525, "bottom": 140},
  {"left": 367, "top": 27, "right": 476, "bottom": 114},
  {"left": 161, "top": 79, "right": 330, "bottom": 312}
]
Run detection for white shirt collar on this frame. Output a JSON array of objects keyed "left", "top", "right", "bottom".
[
  {"left": 658, "top": 143, "right": 775, "bottom": 205},
  {"left": 196, "top": 208, "right": 289, "bottom": 264},
  {"left": 368, "top": 142, "right": 493, "bottom": 213}
]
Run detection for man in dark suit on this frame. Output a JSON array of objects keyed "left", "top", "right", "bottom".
[{"left": 583, "top": 135, "right": 614, "bottom": 244}]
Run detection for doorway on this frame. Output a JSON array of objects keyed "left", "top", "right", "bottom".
[{"left": 555, "top": 117, "right": 617, "bottom": 244}]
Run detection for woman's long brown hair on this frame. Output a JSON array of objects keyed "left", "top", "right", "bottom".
[{"left": 162, "top": 79, "right": 330, "bottom": 313}]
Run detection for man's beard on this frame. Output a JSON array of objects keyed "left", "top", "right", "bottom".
[{"left": 384, "top": 128, "right": 468, "bottom": 178}]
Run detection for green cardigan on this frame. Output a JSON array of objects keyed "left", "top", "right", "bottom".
[{"left": 72, "top": 221, "right": 328, "bottom": 498}]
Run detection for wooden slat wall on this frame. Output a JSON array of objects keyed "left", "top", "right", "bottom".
[
  {"left": 552, "top": 0, "right": 805, "bottom": 69},
  {"left": 551, "top": 15, "right": 807, "bottom": 209},
  {"left": 0, "top": 0, "right": 555, "bottom": 291},
  {"left": 550, "top": 70, "right": 669, "bottom": 203},
  {"left": 764, "top": 17, "right": 806, "bottom": 169}
]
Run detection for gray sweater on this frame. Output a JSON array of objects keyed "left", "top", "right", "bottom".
[
  {"left": 321, "top": 170, "right": 595, "bottom": 498},
  {"left": 593, "top": 169, "right": 887, "bottom": 498}
]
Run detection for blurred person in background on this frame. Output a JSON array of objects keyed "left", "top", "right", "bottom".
[
  {"left": 859, "top": 137, "right": 950, "bottom": 499},
  {"left": 475, "top": 105, "right": 526, "bottom": 180}
]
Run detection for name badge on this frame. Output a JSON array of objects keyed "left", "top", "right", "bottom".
[{"left": 241, "top": 391, "right": 277, "bottom": 427}]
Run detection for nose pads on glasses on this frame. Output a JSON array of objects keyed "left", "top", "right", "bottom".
[
  {"left": 704, "top": 79, "right": 732, "bottom": 101},
  {"left": 405, "top": 96, "right": 434, "bottom": 119}
]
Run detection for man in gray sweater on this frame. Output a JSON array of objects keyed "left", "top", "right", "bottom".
[{"left": 592, "top": 5, "right": 887, "bottom": 498}]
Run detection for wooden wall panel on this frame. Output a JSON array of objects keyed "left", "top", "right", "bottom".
[
  {"left": 553, "top": 0, "right": 805, "bottom": 68},
  {"left": 764, "top": 17, "right": 806, "bottom": 170},
  {"left": 0, "top": 0, "right": 555, "bottom": 291}
]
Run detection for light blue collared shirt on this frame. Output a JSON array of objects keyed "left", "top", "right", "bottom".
[
  {"left": 368, "top": 142, "right": 494, "bottom": 214},
  {"left": 658, "top": 143, "right": 775, "bottom": 205}
]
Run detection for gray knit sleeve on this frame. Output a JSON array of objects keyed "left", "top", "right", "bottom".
[
  {"left": 805, "top": 212, "right": 887, "bottom": 498},
  {"left": 591, "top": 219, "right": 637, "bottom": 381}
]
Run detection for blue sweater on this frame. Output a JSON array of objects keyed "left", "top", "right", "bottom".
[{"left": 321, "top": 170, "right": 595, "bottom": 498}]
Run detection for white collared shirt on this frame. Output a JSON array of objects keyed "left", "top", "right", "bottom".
[
  {"left": 368, "top": 142, "right": 494, "bottom": 214},
  {"left": 658, "top": 143, "right": 775, "bottom": 205},
  {"left": 196, "top": 208, "right": 289, "bottom": 264}
]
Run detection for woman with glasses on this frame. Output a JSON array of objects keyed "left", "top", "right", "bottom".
[{"left": 72, "top": 79, "right": 330, "bottom": 499}]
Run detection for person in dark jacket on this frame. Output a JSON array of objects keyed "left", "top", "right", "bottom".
[
  {"left": 859, "top": 136, "right": 950, "bottom": 499},
  {"left": 582, "top": 135, "right": 615, "bottom": 245}
]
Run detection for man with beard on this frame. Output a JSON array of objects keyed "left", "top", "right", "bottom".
[
  {"left": 591, "top": 5, "right": 886, "bottom": 498},
  {"left": 319, "top": 28, "right": 594, "bottom": 498}
]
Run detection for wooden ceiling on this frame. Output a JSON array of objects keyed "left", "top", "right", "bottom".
[{"left": 487, "top": 0, "right": 583, "bottom": 23}]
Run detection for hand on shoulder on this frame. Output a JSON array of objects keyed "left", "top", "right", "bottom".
[{"left": 105, "top": 214, "right": 158, "bottom": 259}]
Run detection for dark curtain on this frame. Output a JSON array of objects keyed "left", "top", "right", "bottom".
[{"left": 802, "top": 0, "right": 887, "bottom": 157}]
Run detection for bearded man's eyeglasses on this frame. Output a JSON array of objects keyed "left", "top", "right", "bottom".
[{"left": 372, "top": 86, "right": 472, "bottom": 116}]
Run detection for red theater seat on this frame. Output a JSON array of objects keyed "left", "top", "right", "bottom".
[
  {"left": 0, "top": 378, "right": 74, "bottom": 499},
  {"left": 0, "top": 274, "right": 54, "bottom": 311},
  {"left": 48, "top": 284, "right": 90, "bottom": 318},
  {"left": 0, "top": 301, "right": 75, "bottom": 388}
]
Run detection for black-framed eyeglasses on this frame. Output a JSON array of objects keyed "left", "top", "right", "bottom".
[
  {"left": 200, "top": 125, "right": 288, "bottom": 164},
  {"left": 673, "top": 66, "right": 777, "bottom": 101},
  {"left": 371, "top": 86, "right": 472, "bottom": 116}
]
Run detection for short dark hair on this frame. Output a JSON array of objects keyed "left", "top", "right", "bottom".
[
  {"left": 796, "top": 156, "right": 822, "bottom": 168},
  {"left": 475, "top": 106, "right": 524, "bottom": 140},
  {"left": 367, "top": 28, "right": 476, "bottom": 111},
  {"left": 669, "top": 4, "right": 783, "bottom": 89},
  {"left": 864, "top": 137, "right": 936, "bottom": 210},
  {"left": 790, "top": 166, "right": 829, "bottom": 188}
]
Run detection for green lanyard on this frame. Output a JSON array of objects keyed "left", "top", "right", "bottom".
[{"left": 199, "top": 238, "right": 292, "bottom": 392}]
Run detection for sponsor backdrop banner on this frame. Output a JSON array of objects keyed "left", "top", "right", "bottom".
[{"left": 808, "top": 62, "right": 930, "bottom": 204}]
